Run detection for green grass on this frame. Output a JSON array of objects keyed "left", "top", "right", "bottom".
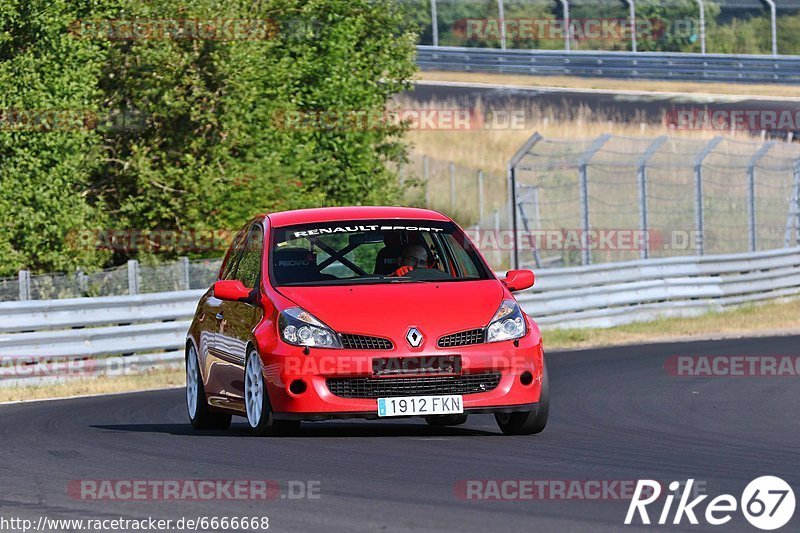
[{"left": 544, "top": 297, "right": 800, "bottom": 350}]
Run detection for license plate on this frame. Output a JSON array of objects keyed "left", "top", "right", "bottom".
[{"left": 377, "top": 395, "right": 463, "bottom": 417}]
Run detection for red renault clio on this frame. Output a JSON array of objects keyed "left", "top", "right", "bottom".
[{"left": 185, "top": 206, "right": 547, "bottom": 435}]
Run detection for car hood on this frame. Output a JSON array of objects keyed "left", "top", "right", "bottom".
[{"left": 277, "top": 280, "right": 504, "bottom": 344}]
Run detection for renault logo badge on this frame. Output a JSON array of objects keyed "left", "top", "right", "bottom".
[{"left": 406, "top": 327, "right": 424, "bottom": 348}]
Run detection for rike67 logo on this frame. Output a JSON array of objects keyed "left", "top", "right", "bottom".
[{"left": 625, "top": 477, "right": 795, "bottom": 530}]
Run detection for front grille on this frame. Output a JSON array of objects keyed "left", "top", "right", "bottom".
[
  {"left": 372, "top": 355, "right": 461, "bottom": 376},
  {"left": 326, "top": 372, "right": 501, "bottom": 399},
  {"left": 340, "top": 333, "right": 393, "bottom": 350},
  {"left": 438, "top": 328, "right": 485, "bottom": 348}
]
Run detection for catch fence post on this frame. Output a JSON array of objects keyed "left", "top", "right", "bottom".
[
  {"left": 127, "top": 259, "right": 140, "bottom": 295},
  {"left": 18, "top": 270, "right": 30, "bottom": 301}
]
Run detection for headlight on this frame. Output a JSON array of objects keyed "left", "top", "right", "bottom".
[
  {"left": 486, "top": 300, "right": 526, "bottom": 343},
  {"left": 278, "top": 307, "right": 342, "bottom": 349}
]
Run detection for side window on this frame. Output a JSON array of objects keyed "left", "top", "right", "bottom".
[
  {"left": 236, "top": 225, "right": 264, "bottom": 289},
  {"left": 220, "top": 227, "right": 249, "bottom": 281},
  {"left": 421, "top": 233, "right": 446, "bottom": 272},
  {"left": 440, "top": 233, "right": 481, "bottom": 278}
]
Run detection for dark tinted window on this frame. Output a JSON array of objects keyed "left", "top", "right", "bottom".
[
  {"left": 236, "top": 225, "right": 263, "bottom": 289},
  {"left": 220, "top": 226, "right": 249, "bottom": 281}
]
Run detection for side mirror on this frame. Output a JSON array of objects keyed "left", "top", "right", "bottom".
[
  {"left": 502, "top": 269, "right": 535, "bottom": 292},
  {"left": 213, "top": 280, "right": 251, "bottom": 302}
]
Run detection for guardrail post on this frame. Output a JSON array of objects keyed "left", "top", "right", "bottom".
[
  {"left": 797, "top": 170, "right": 800, "bottom": 247},
  {"left": 784, "top": 163, "right": 800, "bottom": 248},
  {"left": 179, "top": 256, "right": 191, "bottom": 290},
  {"left": 497, "top": 0, "right": 506, "bottom": 50},
  {"left": 747, "top": 142, "right": 775, "bottom": 252},
  {"left": 430, "top": 0, "right": 438, "bottom": 47},
  {"left": 532, "top": 186, "right": 543, "bottom": 269},
  {"left": 695, "top": 0, "right": 706, "bottom": 54},
  {"left": 765, "top": 0, "right": 777, "bottom": 55},
  {"left": 76, "top": 269, "right": 89, "bottom": 295},
  {"left": 507, "top": 132, "right": 543, "bottom": 270},
  {"left": 693, "top": 136, "right": 723, "bottom": 255},
  {"left": 127, "top": 259, "right": 139, "bottom": 295},
  {"left": 694, "top": 167, "right": 704, "bottom": 255},
  {"left": 624, "top": 0, "right": 636, "bottom": 52},
  {"left": 637, "top": 167, "right": 648, "bottom": 258},
  {"left": 509, "top": 165, "right": 517, "bottom": 269},
  {"left": 18, "top": 270, "right": 30, "bottom": 301},
  {"left": 449, "top": 162, "right": 456, "bottom": 215},
  {"left": 576, "top": 134, "right": 612, "bottom": 265},
  {"left": 794, "top": 164, "right": 800, "bottom": 247},
  {"left": 792, "top": 165, "right": 800, "bottom": 246},
  {"left": 558, "top": 0, "right": 571, "bottom": 51},
  {"left": 478, "top": 170, "right": 485, "bottom": 222},
  {"left": 636, "top": 136, "right": 667, "bottom": 259},
  {"left": 493, "top": 209, "right": 501, "bottom": 268},
  {"left": 579, "top": 166, "right": 590, "bottom": 265},
  {"left": 423, "top": 155, "right": 430, "bottom": 208}
]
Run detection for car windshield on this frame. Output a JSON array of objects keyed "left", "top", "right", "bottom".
[{"left": 270, "top": 219, "right": 492, "bottom": 286}]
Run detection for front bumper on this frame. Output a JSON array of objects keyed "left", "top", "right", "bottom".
[
  {"left": 260, "top": 334, "right": 545, "bottom": 419},
  {"left": 274, "top": 402, "right": 543, "bottom": 421}
]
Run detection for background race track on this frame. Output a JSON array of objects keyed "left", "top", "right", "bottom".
[
  {"left": 409, "top": 81, "right": 800, "bottom": 130},
  {"left": 1, "top": 335, "right": 798, "bottom": 532}
]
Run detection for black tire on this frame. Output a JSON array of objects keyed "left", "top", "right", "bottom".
[
  {"left": 425, "top": 414, "right": 469, "bottom": 426},
  {"left": 186, "top": 345, "right": 232, "bottom": 430},
  {"left": 245, "top": 349, "right": 301, "bottom": 437},
  {"left": 495, "top": 363, "right": 549, "bottom": 435}
]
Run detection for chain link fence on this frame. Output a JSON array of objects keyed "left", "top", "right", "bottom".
[
  {"left": 509, "top": 133, "right": 800, "bottom": 268},
  {"left": 403, "top": 133, "right": 800, "bottom": 271},
  {"left": 402, "top": 153, "right": 513, "bottom": 268},
  {"left": 3, "top": 258, "right": 222, "bottom": 303}
]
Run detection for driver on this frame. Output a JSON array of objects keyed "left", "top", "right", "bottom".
[{"left": 390, "top": 243, "right": 430, "bottom": 277}]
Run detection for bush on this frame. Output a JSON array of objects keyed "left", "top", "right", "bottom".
[{"left": 0, "top": 0, "right": 418, "bottom": 275}]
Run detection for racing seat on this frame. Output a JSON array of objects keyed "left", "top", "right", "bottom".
[
  {"left": 374, "top": 232, "right": 403, "bottom": 275},
  {"left": 272, "top": 248, "right": 331, "bottom": 285}
]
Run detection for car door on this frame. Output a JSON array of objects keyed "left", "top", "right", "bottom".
[
  {"left": 215, "top": 222, "right": 265, "bottom": 402},
  {"left": 203, "top": 226, "right": 248, "bottom": 405}
]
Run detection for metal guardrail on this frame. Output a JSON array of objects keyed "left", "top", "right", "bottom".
[
  {"left": 1, "top": 257, "right": 222, "bottom": 303},
  {"left": 0, "top": 290, "right": 204, "bottom": 388},
  {"left": 518, "top": 246, "right": 800, "bottom": 329},
  {"left": 1, "top": 247, "right": 798, "bottom": 387},
  {"left": 416, "top": 46, "right": 800, "bottom": 84}
]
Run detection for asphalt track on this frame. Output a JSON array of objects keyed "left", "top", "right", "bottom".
[
  {"left": 1, "top": 334, "right": 798, "bottom": 532},
  {"left": 408, "top": 81, "right": 800, "bottom": 133}
]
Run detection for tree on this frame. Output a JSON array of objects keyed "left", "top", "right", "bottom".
[
  {"left": 0, "top": 0, "right": 111, "bottom": 275},
  {"left": 0, "top": 0, "right": 418, "bottom": 274}
]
